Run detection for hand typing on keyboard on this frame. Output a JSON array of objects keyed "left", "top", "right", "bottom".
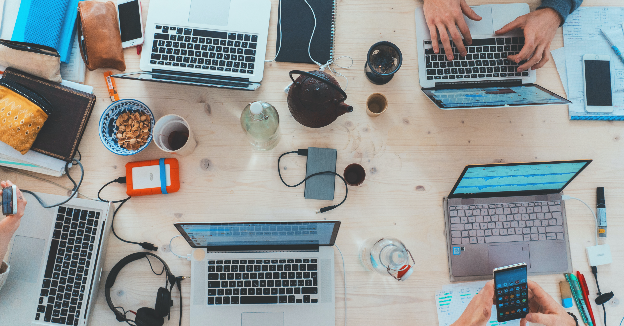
[
  {"left": 0, "top": 180, "right": 27, "bottom": 262},
  {"left": 423, "top": 0, "right": 482, "bottom": 60},
  {"left": 495, "top": 8, "right": 563, "bottom": 73}
]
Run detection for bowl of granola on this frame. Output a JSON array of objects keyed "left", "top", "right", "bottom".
[{"left": 99, "top": 99, "right": 154, "bottom": 156}]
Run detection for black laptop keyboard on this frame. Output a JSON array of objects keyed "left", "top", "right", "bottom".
[
  {"left": 425, "top": 37, "right": 529, "bottom": 80},
  {"left": 208, "top": 259, "right": 319, "bottom": 305},
  {"left": 36, "top": 206, "right": 101, "bottom": 325},
  {"left": 151, "top": 25, "right": 258, "bottom": 75}
]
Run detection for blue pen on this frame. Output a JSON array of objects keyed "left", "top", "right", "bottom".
[{"left": 601, "top": 29, "right": 624, "bottom": 65}]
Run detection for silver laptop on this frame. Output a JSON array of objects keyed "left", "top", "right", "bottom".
[
  {"left": 113, "top": 0, "right": 271, "bottom": 90},
  {"left": 174, "top": 221, "right": 340, "bottom": 326},
  {"left": 415, "top": 4, "right": 570, "bottom": 109},
  {"left": 443, "top": 160, "right": 592, "bottom": 282},
  {"left": 0, "top": 192, "right": 112, "bottom": 325}
]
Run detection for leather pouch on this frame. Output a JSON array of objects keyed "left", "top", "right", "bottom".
[
  {"left": 0, "top": 40, "right": 62, "bottom": 82},
  {"left": 0, "top": 79, "right": 53, "bottom": 154},
  {"left": 77, "top": 1, "right": 126, "bottom": 71}
]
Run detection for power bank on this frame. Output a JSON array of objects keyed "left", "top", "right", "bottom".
[
  {"left": 304, "top": 147, "right": 337, "bottom": 200},
  {"left": 2, "top": 185, "right": 17, "bottom": 215}
]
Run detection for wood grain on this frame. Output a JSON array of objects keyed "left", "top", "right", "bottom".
[{"left": 2, "top": 0, "right": 624, "bottom": 325}]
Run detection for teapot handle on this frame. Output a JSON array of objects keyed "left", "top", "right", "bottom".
[{"left": 289, "top": 70, "right": 347, "bottom": 101}]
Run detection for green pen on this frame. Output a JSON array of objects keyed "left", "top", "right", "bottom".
[{"left": 566, "top": 273, "right": 593, "bottom": 326}]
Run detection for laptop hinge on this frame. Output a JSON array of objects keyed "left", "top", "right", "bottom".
[
  {"left": 204, "top": 245, "right": 320, "bottom": 252},
  {"left": 431, "top": 79, "right": 523, "bottom": 90}
]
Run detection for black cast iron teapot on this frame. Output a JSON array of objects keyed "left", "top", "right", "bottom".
[{"left": 287, "top": 70, "right": 353, "bottom": 128}]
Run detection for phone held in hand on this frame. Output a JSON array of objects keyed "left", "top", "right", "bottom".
[
  {"left": 2, "top": 185, "right": 17, "bottom": 215},
  {"left": 494, "top": 263, "right": 529, "bottom": 322}
]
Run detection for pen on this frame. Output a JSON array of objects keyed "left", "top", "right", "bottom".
[
  {"left": 601, "top": 29, "right": 624, "bottom": 65},
  {"left": 568, "top": 273, "right": 594, "bottom": 326},
  {"left": 577, "top": 271, "right": 597, "bottom": 326}
]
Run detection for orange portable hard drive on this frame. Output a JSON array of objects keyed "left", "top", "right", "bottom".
[{"left": 125, "top": 158, "right": 180, "bottom": 196}]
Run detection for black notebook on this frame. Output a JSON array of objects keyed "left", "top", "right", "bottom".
[{"left": 275, "top": 0, "right": 336, "bottom": 64}]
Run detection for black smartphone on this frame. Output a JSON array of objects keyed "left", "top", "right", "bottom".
[
  {"left": 494, "top": 263, "right": 529, "bottom": 322},
  {"left": 2, "top": 185, "right": 17, "bottom": 215}
]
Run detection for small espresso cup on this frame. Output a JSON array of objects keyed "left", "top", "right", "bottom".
[
  {"left": 366, "top": 93, "right": 388, "bottom": 117},
  {"left": 153, "top": 114, "right": 197, "bottom": 156},
  {"left": 344, "top": 163, "right": 366, "bottom": 186}
]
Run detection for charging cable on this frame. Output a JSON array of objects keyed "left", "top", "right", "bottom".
[
  {"left": 22, "top": 158, "right": 84, "bottom": 208},
  {"left": 592, "top": 265, "right": 615, "bottom": 326},
  {"left": 169, "top": 235, "right": 191, "bottom": 260},
  {"left": 334, "top": 244, "right": 347, "bottom": 326},
  {"left": 278, "top": 149, "right": 348, "bottom": 213},
  {"left": 561, "top": 195, "right": 598, "bottom": 245},
  {"left": 98, "top": 177, "right": 157, "bottom": 251}
]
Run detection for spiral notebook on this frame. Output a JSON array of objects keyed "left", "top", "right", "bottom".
[{"left": 275, "top": 0, "right": 336, "bottom": 64}]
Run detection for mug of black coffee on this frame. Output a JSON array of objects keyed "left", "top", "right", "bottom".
[{"left": 153, "top": 114, "right": 197, "bottom": 156}]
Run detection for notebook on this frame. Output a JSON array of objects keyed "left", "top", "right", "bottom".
[
  {"left": 275, "top": 0, "right": 336, "bottom": 64},
  {"left": 2, "top": 68, "right": 96, "bottom": 162}
]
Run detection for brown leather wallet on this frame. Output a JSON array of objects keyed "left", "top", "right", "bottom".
[{"left": 77, "top": 1, "right": 126, "bottom": 71}]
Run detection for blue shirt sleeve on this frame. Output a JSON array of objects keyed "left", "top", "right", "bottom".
[{"left": 538, "top": 0, "right": 583, "bottom": 25}]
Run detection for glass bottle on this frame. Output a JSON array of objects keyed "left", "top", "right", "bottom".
[
  {"left": 360, "top": 237, "right": 414, "bottom": 281},
  {"left": 240, "top": 101, "right": 280, "bottom": 150}
]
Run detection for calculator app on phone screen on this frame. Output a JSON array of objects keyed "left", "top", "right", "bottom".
[{"left": 494, "top": 263, "right": 529, "bottom": 322}]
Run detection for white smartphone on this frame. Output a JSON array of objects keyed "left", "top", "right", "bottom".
[
  {"left": 117, "top": 0, "right": 144, "bottom": 48},
  {"left": 583, "top": 54, "right": 613, "bottom": 113}
]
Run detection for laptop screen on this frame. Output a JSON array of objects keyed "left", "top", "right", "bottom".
[
  {"left": 422, "top": 84, "right": 570, "bottom": 109},
  {"left": 448, "top": 160, "right": 591, "bottom": 198},
  {"left": 175, "top": 221, "right": 341, "bottom": 249}
]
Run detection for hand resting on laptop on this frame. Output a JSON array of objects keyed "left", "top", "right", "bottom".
[
  {"left": 421, "top": 0, "right": 579, "bottom": 72},
  {"left": 450, "top": 280, "right": 576, "bottom": 326}
]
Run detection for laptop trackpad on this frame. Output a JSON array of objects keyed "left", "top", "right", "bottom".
[
  {"left": 488, "top": 243, "right": 529, "bottom": 271},
  {"left": 9, "top": 236, "right": 46, "bottom": 283},
  {"left": 242, "top": 312, "right": 284, "bottom": 326},
  {"left": 189, "top": 0, "right": 230, "bottom": 26}
]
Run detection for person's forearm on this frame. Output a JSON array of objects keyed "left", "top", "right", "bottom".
[
  {"left": 538, "top": 0, "right": 583, "bottom": 25},
  {"left": 0, "top": 236, "right": 11, "bottom": 263}
]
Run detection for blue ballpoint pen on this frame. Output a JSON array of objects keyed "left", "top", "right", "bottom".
[{"left": 601, "top": 29, "right": 624, "bottom": 65}]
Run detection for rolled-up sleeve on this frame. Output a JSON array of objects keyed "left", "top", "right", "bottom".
[
  {"left": 538, "top": 0, "right": 584, "bottom": 25},
  {"left": 0, "top": 261, "right": 9, "bottom": 292}
]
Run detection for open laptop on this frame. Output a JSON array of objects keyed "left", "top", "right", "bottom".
[
  {"left": 443, "top": 160, "right": 592, "bottom": 282},
  {"left": 0, "top": 192, "right": 112, "bottom": 325},
  {"left": 113, "top": 0, "right": 271, "bottom": 90},
  {"left": 415, "top": 4, "right": 571, "bottom": 109},
  {"left": 174, "top": 221, "right": 340, "bottom": 326}
]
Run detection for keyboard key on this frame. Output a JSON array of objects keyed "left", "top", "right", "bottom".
[{"left": 240, "top": 296, "right": 278, "bottom": 304}]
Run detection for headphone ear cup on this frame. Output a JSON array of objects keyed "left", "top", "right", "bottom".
[
  {"left": 154, "top": 287, "right": 172, "bottom": 318},
  {"left": 135, "top": 307, "right": 164, "bottom": 326}
]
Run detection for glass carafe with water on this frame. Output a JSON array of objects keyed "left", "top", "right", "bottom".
[{"left": 360, "top": 237, "right": 414, "bottom": 281}]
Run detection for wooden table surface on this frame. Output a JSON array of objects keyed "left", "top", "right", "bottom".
[{"left": 3, "top": 0, "right": 624, "bottom": 325}]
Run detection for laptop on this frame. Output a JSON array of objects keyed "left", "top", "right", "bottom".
[
  {"left": 174, "top": 221, "right": 340, "bottom": 326},
  {"left": 0, "top": 192, "right": 112, "bottom": 325},
  {"left": 443, "top": 160, "right": 592, "bottom": 282},
  {"left": 415, "top": 4, "right": 571, "bottom": 109},
  {"left": 113, "top": 0, "right": 271, "bottom": 90}
]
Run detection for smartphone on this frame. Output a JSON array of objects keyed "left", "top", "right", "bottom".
[
  {"left": 2, "top": 185, "right": 17, "bottom": 215},
  {"left": 494, "top": 263, "right": 529, "bottom": 322},
  {"left": 117, "top": 0, "right": 144, "bottom": 48},
  {"left": 583, "top": 54, "right": 613, "bottom": 113}
]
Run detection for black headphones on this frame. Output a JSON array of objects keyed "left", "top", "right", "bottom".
[{"left": 105, "top": 252, "right": 183, "bottom": 326}]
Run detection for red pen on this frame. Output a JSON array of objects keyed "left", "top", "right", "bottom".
[{"left": 577, "top": 271, "right": 597, "bottom": 326}]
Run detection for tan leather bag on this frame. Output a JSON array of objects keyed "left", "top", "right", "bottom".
[
  {"left": 77, "top": 1, "right": 126, "bottom": 71},
  {"left": 0, "top": 40, "right": 62, "bottom": 82}
]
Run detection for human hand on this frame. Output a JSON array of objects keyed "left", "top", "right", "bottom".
[
  {"left": 520, "top": 281, "right": 575, "bottom": 326},
  {"left": 451, "top": 280, "right": 494, "bottom": 326},
  {"left": 423, "top": 0, "right": 482, "bottom": 60},
  {"left": 495, "top": 8, "right": 562, "bottom": 72},
  {"left": 0, "top": 180, "right": 27, "bottom": 237}
]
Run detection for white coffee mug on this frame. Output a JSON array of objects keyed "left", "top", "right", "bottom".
[{"left": 153, "top": 114, "right": 197, "bottom": 156}]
